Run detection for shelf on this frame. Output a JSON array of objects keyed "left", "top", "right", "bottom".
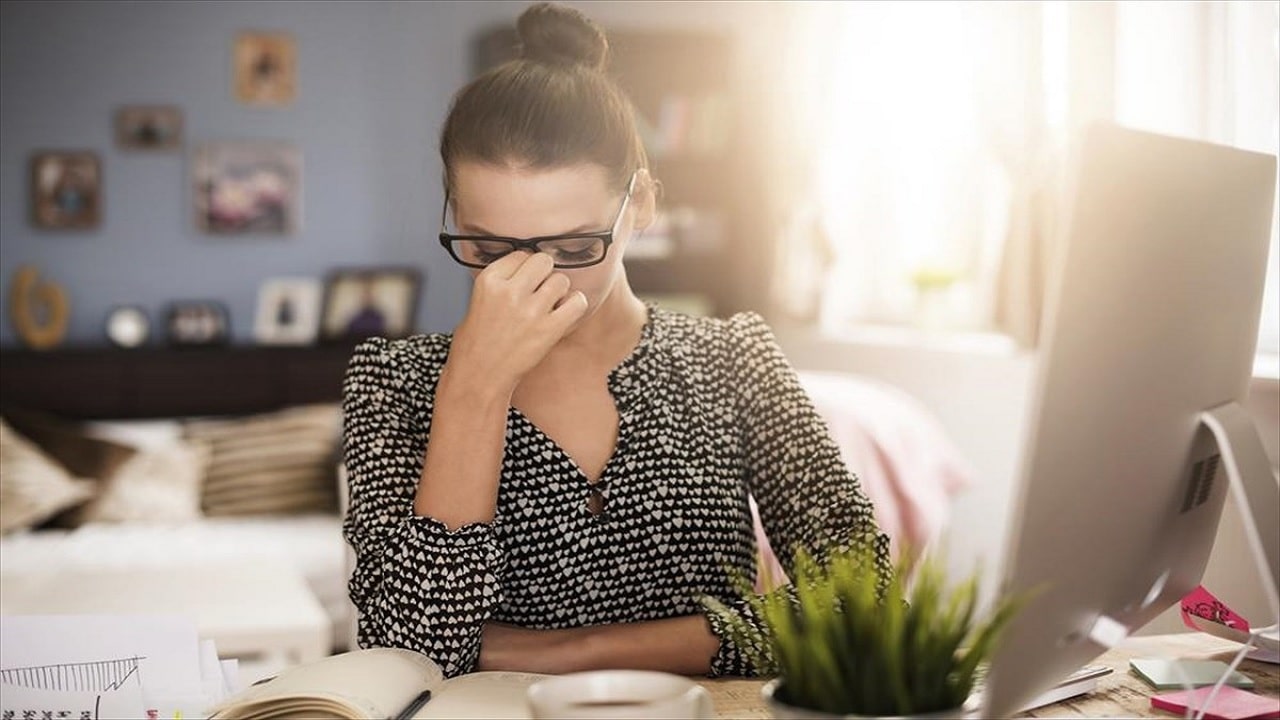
[{"left": 0, "top": 344, "right": 356, "bottom": 420}]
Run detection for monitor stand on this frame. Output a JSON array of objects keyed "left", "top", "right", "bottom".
[{"left": 1197, "top": 401, "right": 1280, "bottom": 662}]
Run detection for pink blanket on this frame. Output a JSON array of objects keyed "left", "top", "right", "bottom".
[{"left": 752, "top": 371, "right": 974, "bottom": 589}]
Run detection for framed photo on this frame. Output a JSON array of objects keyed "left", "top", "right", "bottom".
[
  {"left": 115, "top": 105, "right": 183, "bottom": 150},
  {"left": 254, "top": 277, "right": 322, "bottom": 346},
  {"left": 193, "top": 141, "right": 301, "bottom": 235},
  {"left": 234, "top": 31, "right": 296, "bottom": 106},
  {"left": 320, "top": 268, "right": 421, "bottom": 342},
  {"left": 30, "top": 151, "right": 101, "bottom": 229},
  {"left": 165, "top": 300, "right": 231, "bottom": 347}
]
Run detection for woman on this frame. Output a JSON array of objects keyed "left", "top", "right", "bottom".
[{"left": 341, "top": 2, "right": 889, "bottom": 679}]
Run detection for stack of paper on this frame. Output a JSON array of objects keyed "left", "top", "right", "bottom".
[
  {"left": 0, "top": 615, "right": 238, "bottom": 720},
  {"left": 1130, "top": 658, "right": 1256, "bottom": 690}
]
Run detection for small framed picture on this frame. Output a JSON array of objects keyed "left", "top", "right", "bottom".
[
  {"left": 30, "top": 151, "right": 102, "bottom": 229},
  {"left": 193, "top": 141, "right": 301, "bottom": 235},
  {"left": 234, "top": 31, "right": 296, "bottom": 106},
  {"left": 254, "top": 277, "right": 322, "bottom": 346},
  {"left": 166, "top": 300, "right": 231, "bottom": 347},
  {"left": 115, "top": 105, "right": 183, "bottom": 150},
  {"left": 320, "top": 267, "right": 421, "bottom": 342}
]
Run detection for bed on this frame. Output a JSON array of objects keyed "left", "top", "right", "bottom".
[{"left": 0, "top": 344, "right": 358, "bottom": 652}]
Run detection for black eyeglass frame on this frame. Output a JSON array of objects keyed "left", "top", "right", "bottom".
[{"left": 438, "top": 171, "right": 638, "bottom": 270}]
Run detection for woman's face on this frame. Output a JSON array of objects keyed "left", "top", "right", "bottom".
[{"left": 447, "top": 161, "right": 653, "bottom": 316}]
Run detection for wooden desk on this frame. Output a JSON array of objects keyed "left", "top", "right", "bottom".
[{"left": 699, "top": 633, "right": 1280, "bottom": 719}]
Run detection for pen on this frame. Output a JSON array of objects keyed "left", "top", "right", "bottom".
[{"left": 393, "top": 689, "right": 433, "bottom": 720}]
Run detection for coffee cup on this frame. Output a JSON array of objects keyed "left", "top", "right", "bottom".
[{"left": 527, "top": 670, "right": 714, "bottom": 719}]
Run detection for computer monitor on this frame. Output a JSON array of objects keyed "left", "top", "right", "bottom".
[{"left": 982, "top": 123, "right": 1279, "bottom": 717}]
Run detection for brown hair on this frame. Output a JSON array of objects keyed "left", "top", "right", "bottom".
[{"left": 439, "top": 2, "right": 648, "bottom": 194}]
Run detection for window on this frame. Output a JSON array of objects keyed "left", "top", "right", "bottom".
[{"left": 779, "top": 1, "right": 1279, "bottom": 358}]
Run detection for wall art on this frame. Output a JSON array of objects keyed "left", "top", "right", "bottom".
[
  {"left": 234, "top": 31, "right": 296, "bottom": 106},
  {"left": 193, "top": 141, "right": 301, "bottom": 235},
  {"left": 115, "top": 105, "right": 183, "bottom": 151},
  {"left": 30, "top": 151, "right": 101, "bottom": 230}
]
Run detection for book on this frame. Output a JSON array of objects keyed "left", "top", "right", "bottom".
[
  {"left": 1129, "top": 658, "right": 1256, "bottom": 690},
  {"left": 1150, "top": 685, "right": 1280, "bottom": 720},
  {"left": 207, "top": 648, "right": 548, "bottom": 719}
]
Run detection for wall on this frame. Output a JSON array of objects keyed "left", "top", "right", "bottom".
[
  {"left": 0, "top": 0, "right": 781, "bottom": 346},
  {"left": 0, "top": 1, "right": 454, "bottom": 342}
]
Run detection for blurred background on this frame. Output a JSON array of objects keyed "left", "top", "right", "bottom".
[{"left": 1, "top": 0, "right": 1276, "bottom": 647}]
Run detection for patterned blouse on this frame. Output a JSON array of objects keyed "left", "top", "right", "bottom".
[{"left": 341, "top": 305, "right": 889, "bottom": 678}]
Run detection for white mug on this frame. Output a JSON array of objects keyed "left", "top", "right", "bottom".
[{"left": 527, "top": 670, "right": 715, "bottom": 720}]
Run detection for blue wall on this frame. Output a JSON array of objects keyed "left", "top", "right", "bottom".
[{"left": 0, "top": 0, "right": 773, "bottom": 347}]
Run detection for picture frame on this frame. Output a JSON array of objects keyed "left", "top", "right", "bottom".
[
  {"left": 115, "top": 105, "right": 183, "bottom": 151},
  {"left": 319, "top": 267, "right": 421, "bottom": 342},
  {"left": 165, "top": 300, "right": 231, "bottom": 347},
  {"left": 254, "top": 277, "right": 322, "bottom": 346},
  {"left": 30, "top": 151, "right": 102, "bottom": 230},
  {"left": 193, "top": 141, "right": 301, "bottom": 235},
  {"left": 234, "top": 31, "right": 297, "bottom": 106}
]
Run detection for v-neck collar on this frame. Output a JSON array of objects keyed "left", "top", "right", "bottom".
[{"left": 507, "top": 302, "right": 664, "bottom": 487}]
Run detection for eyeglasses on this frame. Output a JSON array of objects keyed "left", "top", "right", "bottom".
[{"left": 438, "top": 171, "right": 638, "bottom": 270}]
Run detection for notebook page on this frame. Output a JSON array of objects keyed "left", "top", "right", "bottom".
[
  {"left": 209, "top": 648, "right": 443, "bottom": 718},
  {"left": 418, "top": 671, "right": 549, "bottom": 719}
]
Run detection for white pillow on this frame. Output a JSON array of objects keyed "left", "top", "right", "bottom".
[
  {"left": 81, "top": 419, "right": 184, "bottom": 451},
  {"left": 64, "top": 439, "right": 211, "bottom": 525},
  {"left": 0, "top": 419, "right": 95, "bottom": 534}
]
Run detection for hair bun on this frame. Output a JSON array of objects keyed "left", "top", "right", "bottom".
[{"left": 516, "top": 2, "right": 608, "bottom": 71}]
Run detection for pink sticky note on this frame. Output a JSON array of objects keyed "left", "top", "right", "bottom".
[
  {"left": 1182, "top": 585, "right": 1251, "bottom": 632},
  {"left": 1151, "top": 686, "right": 1280, "bottom": 720}
]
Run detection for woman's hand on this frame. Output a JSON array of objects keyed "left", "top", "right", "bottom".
[{"left": 445, "top": 252, "right": 588, "bottom": 394}]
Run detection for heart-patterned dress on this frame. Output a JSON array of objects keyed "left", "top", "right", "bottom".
[{"left": 341, "top": 304, "right": 889, "bottom": 677}]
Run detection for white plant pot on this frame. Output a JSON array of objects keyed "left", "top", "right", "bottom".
[{"left": 761, "top": 679, "right": 979, "bottom": 720}]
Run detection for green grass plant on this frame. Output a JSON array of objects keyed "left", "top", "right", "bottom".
[{"left": 704, "top": 544, "right": 1025, "bottom": 717}]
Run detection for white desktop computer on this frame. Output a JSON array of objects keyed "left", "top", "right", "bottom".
[{"left": 982, "top": 123, "right": 1278, "bottom": 717}]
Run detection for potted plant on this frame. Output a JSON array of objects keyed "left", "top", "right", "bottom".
[{"left": 703, "top": 541, "right": 1025, "bottom": 719}]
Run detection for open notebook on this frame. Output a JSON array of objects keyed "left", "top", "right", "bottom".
[{"left": 207, "top": 648, "right": 548, "bottom": 720}]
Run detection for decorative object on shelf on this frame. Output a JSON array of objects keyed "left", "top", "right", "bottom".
[
  {"left": 104, "top": 305, "right": 150, "bottom": 348},
  {"left": 320, "top": 267, "right": 421, "bottom": 342},
  {"left": 254, "top": 277, "right": 322, "bottom": 346},
  {"left": 114, "top": 105, "right": 183, "bottom": 151},
  {"left": 29, "top": 151, "right": 101, "bottom": 230},
  {"left": 234, "top": 31, "right": 296, "bottom": 106},
  {"left": 8, "top": 266, "right": 70, "bottom": 350},
  {"left": 703, "top": 542, "right": 1026, "bottom": 719},
  {"left": 165, "top": 300, "right": 230, "bottom": 347},
  {"left": 193, "top": 141, "right": 301, "bottom": 235}
]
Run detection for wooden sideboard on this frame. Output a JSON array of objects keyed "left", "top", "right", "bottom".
[{"left": 0, "top": 344, "right": 357, "bottom": 419}]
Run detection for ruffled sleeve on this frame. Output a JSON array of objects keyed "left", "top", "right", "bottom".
[
  {"left": 702, "top": 313, "right": 891, "bottom": 676},
  {"left": 340, "top": 336, "right": 505, "bottom": 677}
]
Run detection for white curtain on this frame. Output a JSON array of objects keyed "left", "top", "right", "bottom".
[{"left": 770, "top": 0, "right": 1279, "bottom": 352}]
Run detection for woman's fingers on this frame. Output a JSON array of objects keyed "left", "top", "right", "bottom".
[
  {"left": 548, "top": 291, "right": 589, "bottom": 331},
  {"left": 508, "top": 252, "right": 556, "bottom": 294},
  {"left": 533, "top": 272, "right": 573, "bottom": 309}
]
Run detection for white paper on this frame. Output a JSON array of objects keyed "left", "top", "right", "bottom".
[
  {"left": 219, "top": 659, "right": 240, "bottom": 696},
  {"left": 0, "top": 615, "right": 205, "bottom": 720}
]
